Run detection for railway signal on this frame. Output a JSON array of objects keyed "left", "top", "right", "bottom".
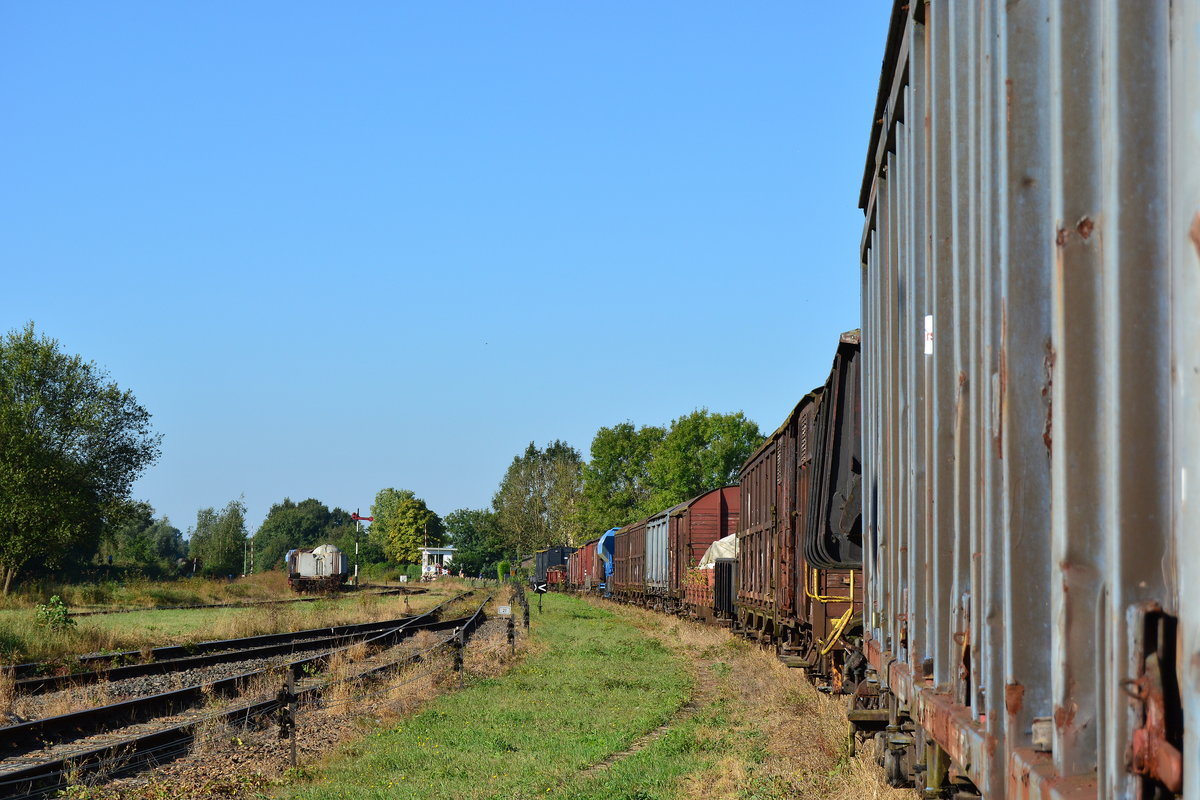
[{"left": 351, "top": 510, "right": 374, "bottom": 585}]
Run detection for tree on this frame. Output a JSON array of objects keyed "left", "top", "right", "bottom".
[
  {"left": 444, "top": 508, "right": 506, "bottom": 578},
  {"left": 188, "top": 499, "right": 248, "bottom": 577},
  {"left": 99, "top": 501, "right": 185, "bottom": 576},
  {"left": 369, "top": 488, "right": 443, "bottom": 564},
  {"left": 581, "top": 422, "right": 665, "bottom": 530},
  {"left": 492, "top": 440, "right": 584, "bottom": 555},
  {"left": 646, "top": 409, "right": 763, "bottom": 510},
  {"left": 252, "top": 498, "right": 354, "bottom": 571},
  {"left": 0, "top": 323, "right": 162, "bottom": 594}
]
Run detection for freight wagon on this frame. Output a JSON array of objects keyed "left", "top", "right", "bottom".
[
  {"left": 851, "top": 1, "right": 1198, "bottom": 797},
  {"left": 286, "top": 544, "right": 349, "bottom": 592},
  {"left": 534, "top": 546, "right": 575, "bottom": 586},
  {"left": 737, "top": 333, "right": 863, "bottom": 685}
]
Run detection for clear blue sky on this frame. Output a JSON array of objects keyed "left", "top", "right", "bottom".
[{"left": 2, "top": 3, "right": 890, "bottom": 537}]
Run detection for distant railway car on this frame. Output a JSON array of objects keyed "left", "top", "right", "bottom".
[
  {"left": 534, "top": 546, "right": 575, "bottom": 586},
  {"left": 567, "top": 538, "right": 596, "bottom": 591},
  {"left": 683, "top": 533, "right": 737, "bottom": 623},
  {"left": 545, "top": 565, "right": 566, "bottom": 589},
  {"left": 286, "top": 544, "right": 349, "bottom": 592}
]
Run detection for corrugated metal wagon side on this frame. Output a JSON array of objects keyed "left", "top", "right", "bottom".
[
  {"left": 612, "top": 519, "right": 647, "bottom": 602},
  {"left": 855, "top": 2, "right": 1195, "bottom": 797}
]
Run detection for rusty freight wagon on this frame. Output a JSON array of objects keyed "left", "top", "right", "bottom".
[
  {"left": 568, "top": 537, "right": 599, "bottom": 591},
  {"left": 852, "top": 2, "right": 1198, "bottom": 797},
  {"left": 669, "top": 487, "right": 740, "bottom": 614},
  {"left": 611, "top": 517, "right": 647, "bottom": 602},
  {"left": 737, "top": 334, "right": 863, "bottom": 683}
]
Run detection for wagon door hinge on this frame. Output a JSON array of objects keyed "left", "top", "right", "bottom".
[{"left": 1128, "top": 610, "right": 1183, "bottom": 795}]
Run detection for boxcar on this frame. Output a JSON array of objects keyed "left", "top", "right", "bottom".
[
  {"left": 737, "top": 334, "right": 863, "bottom": 682},
  {"left": 567, "top": 537, "right": 598, "bottom": 591},
  {"left": 853, "top": 1, "right": 1197, "bottom": 797},
  {"left": 534, "top": 546, "right": 575, "bottom": 586},
  {"left": 611, "top": 517, "right": 647, "bottom": 602}
]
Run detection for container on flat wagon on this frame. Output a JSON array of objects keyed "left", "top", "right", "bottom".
[
  {"left": 855, "top": 2, "right": 1195, "bottom": 796},
  {"left": 670, "top": 487, "right": 740, "bottom": 610},
  {"left": 685, "top": 533, "right": 739, "bottom": 621},
  {"left": 596, "top": 528, "right": 616, "bottom": 591}
]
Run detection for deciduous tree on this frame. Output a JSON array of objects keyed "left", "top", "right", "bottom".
[
  {"left": 188, "top": 499, "right": 248, "bottom": 577},
  {"left": 369, "top": 488, "right": 443, "bottom": 564},
  {"left": 646, "top": 409, "right": 763, "bottom": 509},
  {"left": 444, "top": 508, "right": 506, "bottom": 578},
  {"left": 0, "top": 323, "right": 161, "bottom": 594},
  {"left": 252, "top": 498, "right": 354, "bottom": 571},
  {"left": 581, "top": 422, "right": 665, "bottom": 530},
  {"left": 492, "top": 440, "right": 584, "bottom": 555}
]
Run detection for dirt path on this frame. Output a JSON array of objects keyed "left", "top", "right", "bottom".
[{"left": 596, "top": 601, "right": 909, "bottom": 800}]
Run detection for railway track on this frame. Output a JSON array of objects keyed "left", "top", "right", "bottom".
[
  {"left": 10, "top": 613, "right": 442, "bottom": 695},
  {"left": 64, "top": 584, "right": 424, "bottom": 618},
  {"left": 0, "top": 592, "right": 491, "bottom": 800}
]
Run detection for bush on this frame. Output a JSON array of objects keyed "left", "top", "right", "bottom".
[
  {"left": 35, "top": 595, "right": 75, "bottom": 630},
  {"left": 497, "top": 560, "right": 511, "bottom": 581}
]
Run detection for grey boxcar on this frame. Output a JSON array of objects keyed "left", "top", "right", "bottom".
[{"left": 854, "top": 1, "right": 1197, "bottom": 798}]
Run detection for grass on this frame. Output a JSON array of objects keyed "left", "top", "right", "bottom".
[
  {"left": 274, "top": 593, "right": 907, "bottom": 800},
  {"left": 46, "top": 588, "right": 903, "bottom": 800},
  {"left": 279, "top": 593, "right": 694, "bottom": 800},
  {"left": 0, "top": 578, "right": 463, "bottom": 666}
]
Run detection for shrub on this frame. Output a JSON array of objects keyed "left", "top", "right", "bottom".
[
  {"left": 496, "top": 560, "right": 511, "bottom": 581},
  {"left": 35, "top": 595, "right": 75, "bottom": 630}
]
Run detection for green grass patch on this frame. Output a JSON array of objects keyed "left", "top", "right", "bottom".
[{"left": 277, "top": 594, "right": 702, "bottom": 800}]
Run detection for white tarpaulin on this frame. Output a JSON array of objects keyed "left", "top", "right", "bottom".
[{"left": 696, "top": 534, "right": 738, "bottom": 569}]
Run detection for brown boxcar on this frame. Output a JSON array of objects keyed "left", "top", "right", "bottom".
[
  {"left": 568, "top": 537, "right": 600, "bottom": 591},
  {"left": 668, "top": 486, "right": 740, "bottom": 612},
  {"left": 737, "top": 333, "right": 863, "bottom": 682},
  {"left": 611, "top": 518, "right": 646, "bottom": 601}
]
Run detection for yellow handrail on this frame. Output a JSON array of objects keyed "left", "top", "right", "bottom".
[
  {"left": 819, "top": 606, "right": 855, "bottom": 655},
  {"left": 804, "top": 567, "right": 855, "bottom": 604}
]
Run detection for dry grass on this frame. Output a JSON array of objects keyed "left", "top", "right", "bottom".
[
  {"left": 606, "top": 603, "right": 908, "bottom": 800},
  {"left": 0, "top": 665, "right": 14, "bottom": 720}
]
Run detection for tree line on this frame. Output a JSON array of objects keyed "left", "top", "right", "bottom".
[{"left": 0, "top": 323, "right": 763, "bottom": 592}]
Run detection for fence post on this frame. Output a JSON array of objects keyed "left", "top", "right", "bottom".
[
  {"left": 507, "top": 615, "right": 515, "bottom": 656},
  {"left": 277, "top": 672, "right": 297, "bottom": 768},
  {"left": 452, "top": 626, "right": 464, "bottom": 687}
]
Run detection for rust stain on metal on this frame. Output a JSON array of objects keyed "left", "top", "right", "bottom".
[
  {"left": 1053, "top": 702, "right": 1076, "bottom": 730},
  {"left": 1055, "top": 226, "right": 1070, "bottom": 247},
  {"left": 1190, "top": 211, "right": 1200, "bottom": 259},
  {"left": 1075, "top": 216, "right": 1094, "bottom": 239},
  {"left": 1005, "top": 78, "right": 1013, "bottom": 127},
  {"left": 1005, "top": 682, "right": 1025, "bottom": 714}
]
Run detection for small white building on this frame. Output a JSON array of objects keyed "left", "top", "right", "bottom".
[{"left": 419, "top": 545, "right": 457, "bottom": 575}]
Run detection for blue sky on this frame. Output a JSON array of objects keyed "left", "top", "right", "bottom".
[{"left": 2, "top": 2, "right": 890, "bottom": 536}]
